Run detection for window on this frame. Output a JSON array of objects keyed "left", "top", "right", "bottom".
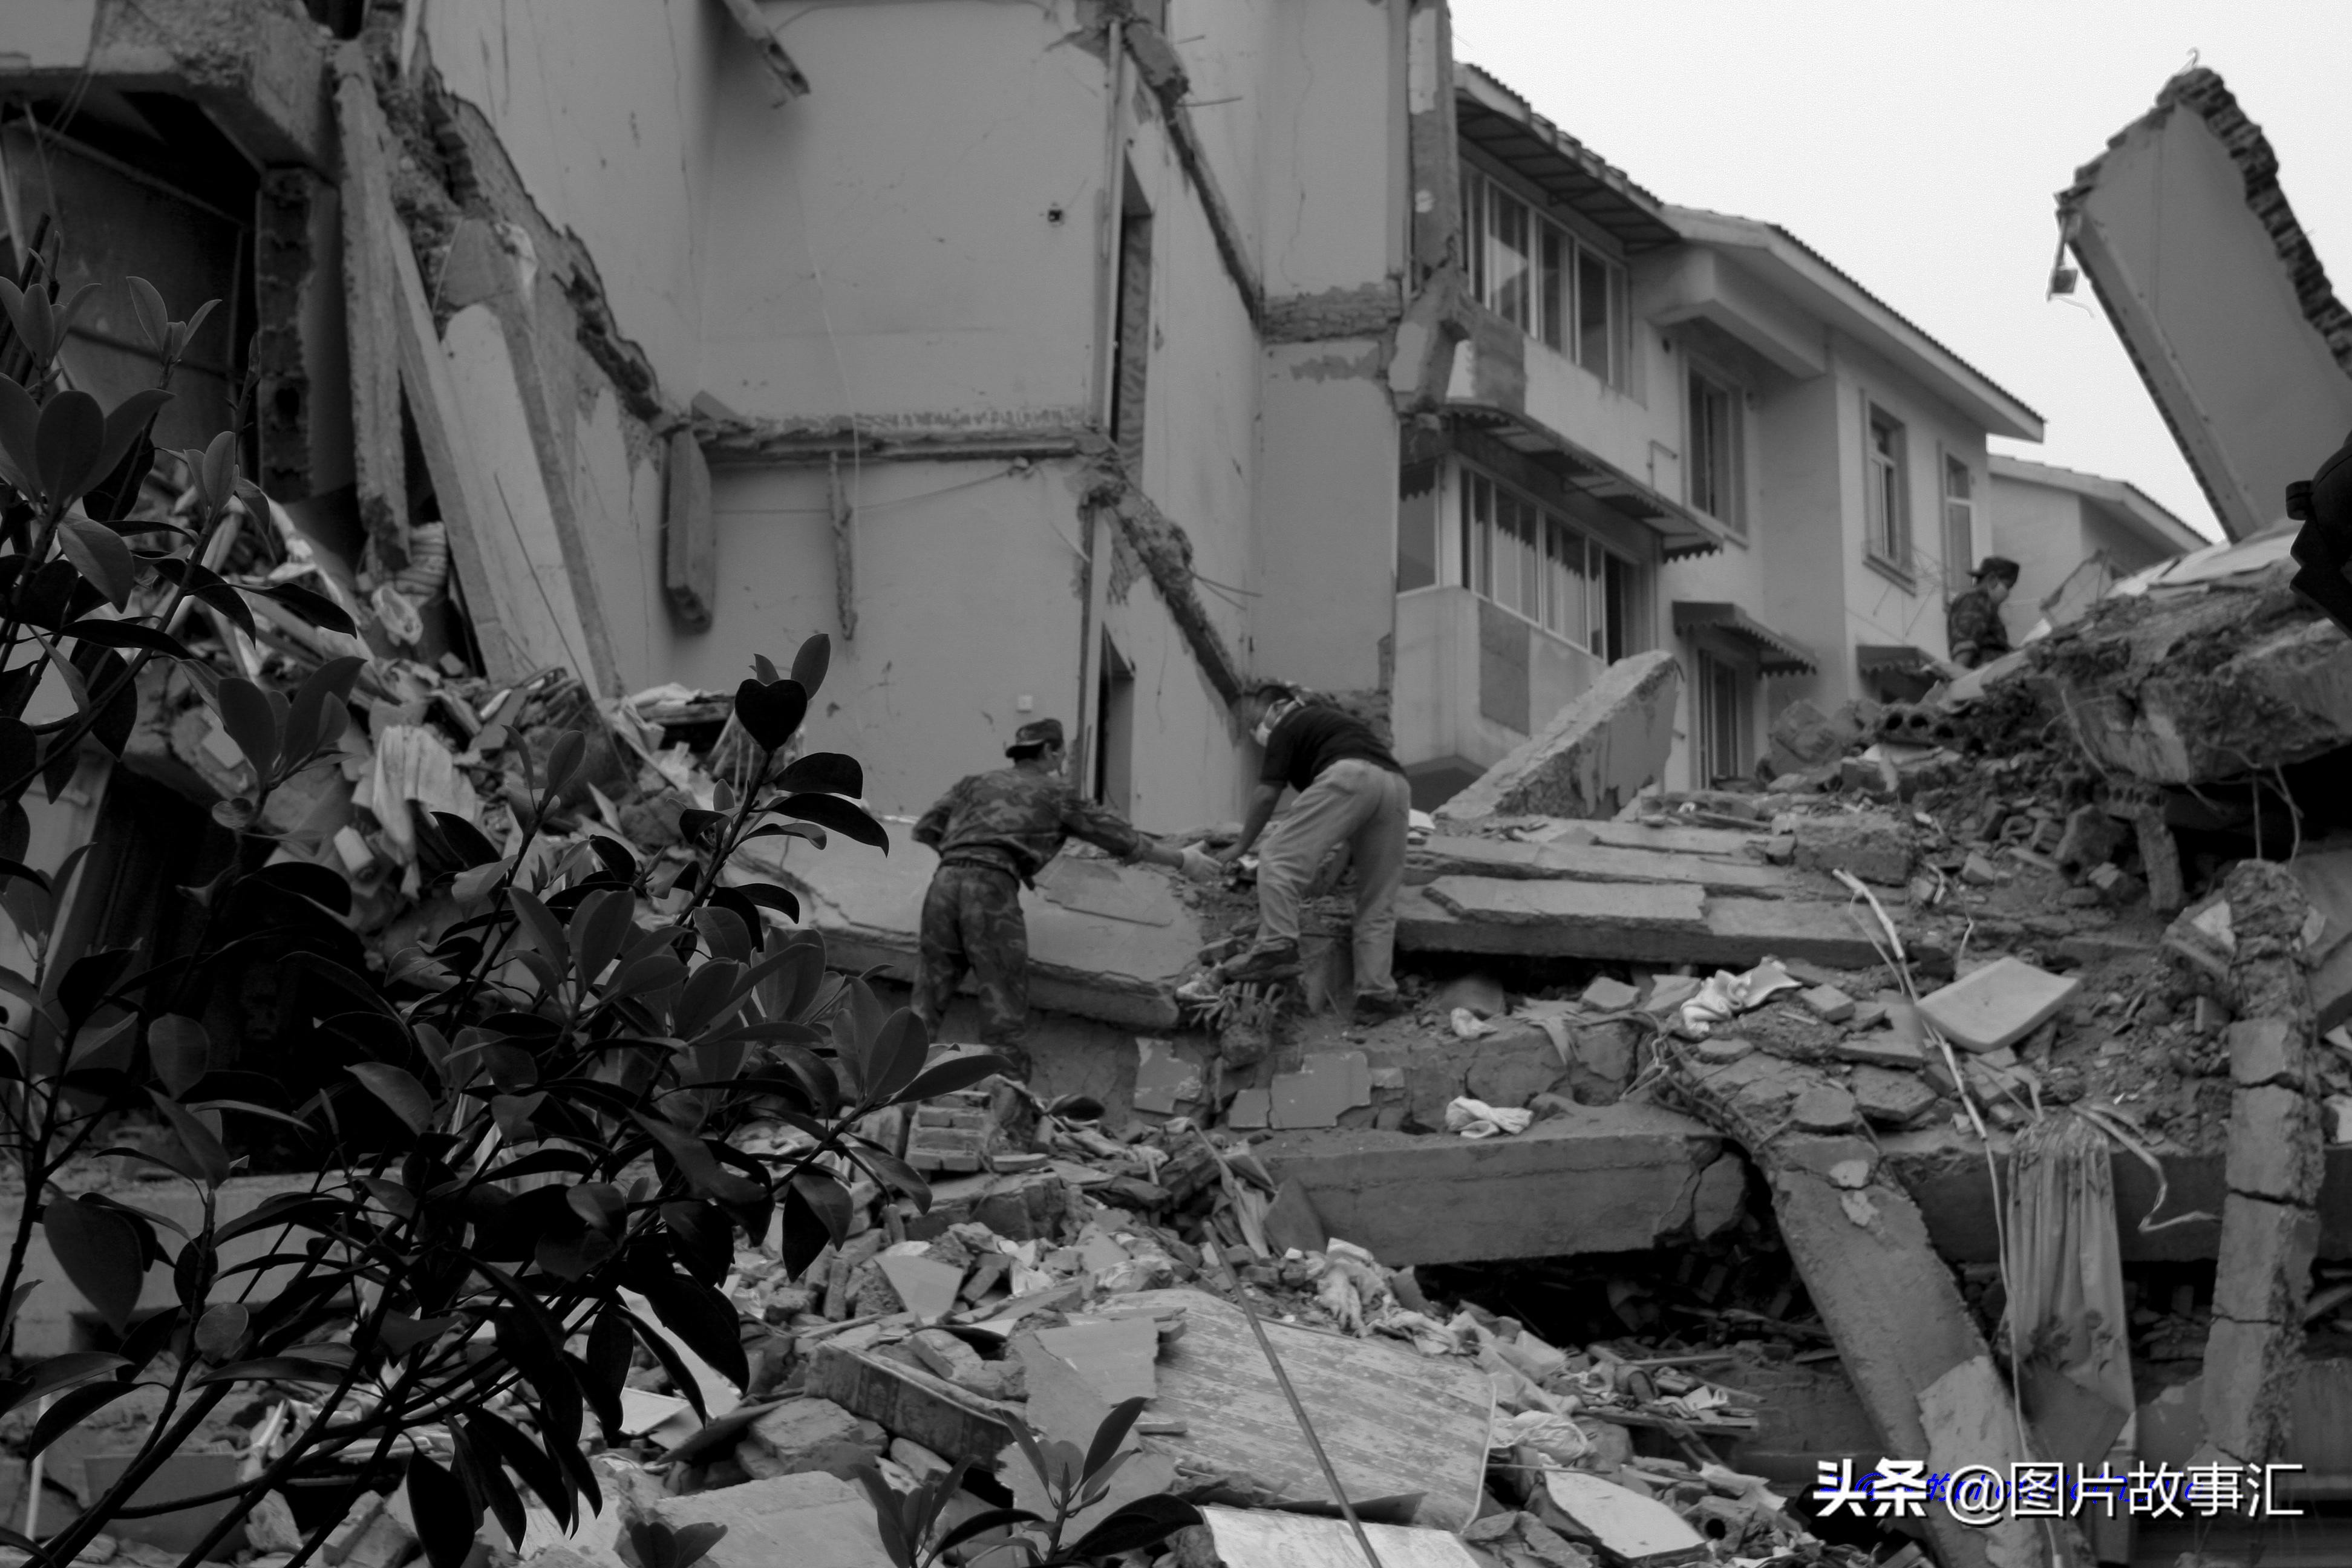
[
  {"left": 1694, "top": 650, "right": 1748, "bottom": 786},
  {"left": 1864, "top": 405, "right": 1910, "bottom": 573},
  {"left": 1397, "top": 463, "right": 1440, "bottom": 593},
  {"left": 1462, "top": 166, "right": 1629, "bottom": 388},
  {"left": 1941, "top": 454, "right": 1975, "bottom": 596},
  {"left": 1454, "top": 466, "right": 1624, "bottom": 656},
  {"left": 1687, "top": 369, "right": 1742, "bottom": 532}
]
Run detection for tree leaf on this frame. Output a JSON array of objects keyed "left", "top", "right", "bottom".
[
  {"left": 127, "top": 278, "right": 169, "bottom": 352},
  {"left": 348, "top": 1062, "right": 434, "bottom": 1135},
  {"left": 1063, "top": 1495, "right": 1204, "bottom": 1560},
  {"left": 732, "top": 883, "right": 800, "bottom": 923},
  {"left": 193, "top": 1302, "right": 250, "bottom": 1363},
  {"left": 149, "top": 1092, "right": 233, "bottom": 1186},
  {"left": 214, "top": 677, "right": 279, "bottom": 776},
  {"left": 59, "top": 616, "right": 190, "bottom": 659},
  {"left": 25, "top": 1380, "right": 138, "bottom": 1455},
  {"left": 407, "top": 1451, "right": 483, "bottom": 1568},
  {"left": 866, "top": 1009, "right": 929, "bottom": 1104},
  {"left": 255, "top": 581, "right": 356, "bottom": 636},
  {"left": 773, "top": 752, "right": 861, "bottom": 797},
  {"left": 93, "top": 388, "right": 171, "bottom": 489},
  {"left": 34, "top": 390, "right": 106, "bottom": 505},
  {"left": 1083, "top": 1395, "right": 1149, "bottom": 1484},
  {"left": 931, "top": 1509, "right": 1044, "bottom": 1559},
  {"left": 146, "top": 1014, "right": 211, "bottom": 1098},
  {"left": 890, "top": 1053, "right": 1014, "bottom": 1108},
  {"left": 56, "top": 521, "right": 137, "bottom": 610},
  {"left": 730, "top": 678, "right": 807, "bottom": 753},
  {"left": 776, "top": 793, "right": 889, "bottom": 851},
  {"left": 788, "top": 635, "right": 829, "bottom": 697},
  {"left": 507, "top": 886, "right": 570, "bottom": 970},
  {"left": 637, "top": 1274, "right": 750, "bottom": 1390},
  {"left": 43, "top": 1196, "right": 145, "bottom": 1331}
]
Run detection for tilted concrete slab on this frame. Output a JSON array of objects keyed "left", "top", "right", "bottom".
[
  {"left": 1408, "top": 834, "right": 1829, "bottom": 898},
  {"left": 1398, "top": 879, "right": 1907, "bottom": 970},
  {"left": 1256, "top": 1102, "right": 1729, "bottom": 1265},
  {"left": 762, "top": 822, "right": 1199, "bottom": 1030},
  {"left": 1437, "top": 650, "right": 1681, "bottom": 824}
]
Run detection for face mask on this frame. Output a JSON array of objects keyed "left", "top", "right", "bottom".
[{"left": 1252, "top": 703, "right": 1289, "bottom": 746}]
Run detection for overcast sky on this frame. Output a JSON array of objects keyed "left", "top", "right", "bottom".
[{"left": 1449, "top": 0, "right": 2352, "bottom": 542}]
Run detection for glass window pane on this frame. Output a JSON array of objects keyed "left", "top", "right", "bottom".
[
  {"left": 1491, "top": 192, "right": 1531, "bottom": 330},
  {"left": 1578, "top": 249, "right": 1612, "bottom": 379},
  {"left": 1399, "top": 465, "right": 1439, "bottom": 593},
  {"left": 1540, "top": 228, "right": 1565, "bottom": 351}
]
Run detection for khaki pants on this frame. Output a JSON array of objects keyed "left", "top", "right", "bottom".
[{"left": 1255, "top": 759, "right": 1411, "bottom": 999}]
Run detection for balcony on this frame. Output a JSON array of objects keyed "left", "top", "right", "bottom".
[{"left": 1391, "top": 585, "right": 1608, "bottom": 810}]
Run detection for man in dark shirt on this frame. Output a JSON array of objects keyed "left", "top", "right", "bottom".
[
  {"left": 912, "top": 718, "right": 1214, "bottom": 1074},
  {"left": 1215, "top": 684, "right": 1413, "bottom": 1022},
  {"left": 1946, "top": 555, "right": 2020, "bottom": 670}
]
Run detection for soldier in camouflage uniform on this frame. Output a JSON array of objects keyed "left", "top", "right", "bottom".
[
  {"left": 1945, "top": 555, "right": 2019, "bottom": 670},
  {"left": 912, "top": 718, "right": 1216, "bottom": 1076}
]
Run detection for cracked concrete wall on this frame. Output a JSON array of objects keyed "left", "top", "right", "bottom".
[{"left": 423, "top": 0, "right": 719, "bottom": 405}]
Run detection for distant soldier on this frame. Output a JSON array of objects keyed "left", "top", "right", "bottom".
[
  {"left": 1946, "top": 555, "right": 2020, "bottom": 670},
  {"left": 912, "top": 719, "right": 1217, "bottom": 1077}
]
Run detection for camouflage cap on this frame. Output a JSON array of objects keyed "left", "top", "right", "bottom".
[{"left": 1006, "top": 717, "right": 1065, "bottom": 756}]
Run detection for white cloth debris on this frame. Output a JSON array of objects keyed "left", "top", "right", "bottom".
[
  {"left": 1677, "top": 959, "right": 1802, "bottom": 1037},
  {"left": 361, "top": 725, "right": 480, "bottom": 864},
  {"left": 1445, "top": 1097, "right": 1531, "bottom": 1138},
  {"left": 1489, "top": 1410, "right": 1592, "bottom": 1465},
  {"left": 1450, "top": 1007, "right": 1496, "bottom": 1040}
]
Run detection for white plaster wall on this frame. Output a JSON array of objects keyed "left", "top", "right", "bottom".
[
  {"left": 1253, "top": 342, "right": 1399, "bottom": 695},
  {"left": 425, "top": 0, "right": 719, "bottom": 401},
  {"left": 696, "top": 461, "right": 1091, "bottom": 820},
  {"left": 1986, "top": 474, "right": 2086, "bottom": 648},
  {"left": 1256, "top": 0, "right": 1404, "bottom": 294},
  {"left": 570, "top": 386, "right": 670, "bottom": 694},
  {"left": 1124, "top": 105, "right": 1258, "bottom": 682},
  {"left": 1832, "top": 336, "right": 1990, "bottom": 671},
  {"left": 1755, "top": 373, "right": 1851, "bottom": 711},
  {"left": 695, "top": 1, "right": 1103, "bottom": 425},
  {"left": 1167, "top": 0, "right": 1273, "bottom": 274}
]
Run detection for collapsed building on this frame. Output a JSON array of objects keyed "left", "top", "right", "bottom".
[{"left": 0, "top": 4, "right": 2348, "bottom": 1567}]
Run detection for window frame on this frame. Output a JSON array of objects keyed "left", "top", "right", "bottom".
[
  {"left": 1939, "top": 449, "right": 1976, "bottom": 599},
  {"left": 1462, "top": 163, "right": 1631, "bottom": 390},
  {"left": 1693, "top": 646, "right": 1748, "bottom": 786},
  {"left": 1452, "top": 462, "right": 1627, "bottom": 658},
  {"left": 1686, "top": 364, "right": 1743, "bottom": 535},
  {"left": 1863, "top": 402, "right": 1912, "bottom": 578}
]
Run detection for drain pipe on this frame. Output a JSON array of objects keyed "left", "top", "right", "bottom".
[{"left": 1074, "top": 15, "right": 1127, "bottom": 793}]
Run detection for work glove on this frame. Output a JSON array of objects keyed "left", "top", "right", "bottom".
[{"left": 1179, "top": 846, "right": 1223, "bottom": 884}]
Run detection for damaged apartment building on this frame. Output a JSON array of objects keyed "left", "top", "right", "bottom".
[{"left": 7, "top": 3, "right": 2352, "bottom": 1567}]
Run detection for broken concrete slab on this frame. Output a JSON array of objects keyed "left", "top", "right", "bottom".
[
  {"left": 1851, "top": 1067, "right": 1939, "bottom": 1128},
  {"left": 1269, "top": 1050, "right": 1372, "bottom": 1130},
  {"left": 1258, "top": 1102, "right": 1727, "bottom": 1264},
  {"left": 1398, "top": 881, "right": 1906, "bottom": 971},
  {"left": 2226, "top": 1084, "right": 2322, "bottom": 1202},
  {"left": 652, "top": 1472, "right": 892, "bottom": 1568},
  {"left": 1178, "top": 1504, "right": 1486, "bottom": 1568},
  {"left": 1436, "top": 650, "right": 1681, "bottom": 825},
  {"left": 802, "top": 1342, "right": 1017, "bottom": 1467},
  {"left": 1535, "top": 1471, "right": 1708, "bottom": 1567},
  {"left": 1117, "top": 1288, "right": 1489, "bottom": 1529},
  {"left": 760, "top": 831, "right": 1199, "bottom": 1030},
  {"left": 1408, "top": 834, "right": 1823, "bottom": 898},
  {"left": 1790, "top": 812, "right": 1913, "bottom": 886},
  {"left": 736, "top": 1398, "right": 886, "bottom": 1483},
  {"left": 875, "top": 1254, "right": 962, "bottom": 1324},
  {"left": 1916, "top": 956, "right": 2079, "bottom": 1053}
]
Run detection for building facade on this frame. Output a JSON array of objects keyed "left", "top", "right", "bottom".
[
  {"left": 1389, "top": 66, "right": 2045, "bottom": 805},
  {"left": 1985, "top": 456, "right": 2205, "bottom": 644}
]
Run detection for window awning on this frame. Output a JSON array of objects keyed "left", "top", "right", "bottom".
[
  {"left": 1446, "top": 407, "right": 1726, "bottom": 560},
  {"left": 1671, "top": 603, "right": 1817, "bottom": 676},
  {"left": 1856, "top": 643, "right": 1939, "bottom": 675},
  {"left": 1455, "top": 67, "right": 1681, "bottom": 256}
]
